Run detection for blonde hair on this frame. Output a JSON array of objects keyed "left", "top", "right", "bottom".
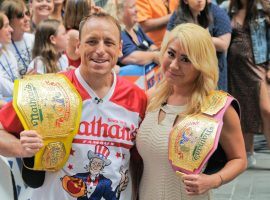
[
  {"left": 104, "top": 0, "right": 138, "bottom": 30},
  {"left": 148, "top": 23, "right": 218, "bottom": 115}
]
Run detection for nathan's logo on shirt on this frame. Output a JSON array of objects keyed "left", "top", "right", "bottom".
[
  {"left": 78, "top": 117, "right": 137, "bottom": 141},
  {"left": 25, "top": 83, "right": 43, "bottom": 126}
]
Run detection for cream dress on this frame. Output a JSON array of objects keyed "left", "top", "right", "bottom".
[{"left": 136, "top": 104, "right": 212, "bottom": 200}]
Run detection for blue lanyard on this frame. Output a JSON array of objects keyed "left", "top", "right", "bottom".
[
  {"left": 0, "top": 52, "right": 16, "bottom": 82},
  {"left": 12, "top": 39, "right": 31, "bottom": 75}
]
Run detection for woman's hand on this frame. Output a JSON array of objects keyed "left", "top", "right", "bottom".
[
  {"left": 20, "top": 130, "right": 43, "bottom": 157},
  {"left": 182, "top": 173, "right": 221, "bottom": 195}
]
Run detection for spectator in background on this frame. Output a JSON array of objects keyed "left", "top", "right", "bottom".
[
  {"left": 0, "top": 12, "right": 18, "bottom": 98},
  {"left": 136, "top": 0, "right": 178, "bottom": 48},
  {"left": 167, "top": 0, "right": 231, "bottom": 91},
  {"left": 29, "top": 0, "right": 54, "bottom": 32},
  {"left": 50, "top": 0, "right": 65, "bottom": 22},
  {"left": 1, "top": 0, "right": 35, "bottom": 77},
  {"left": 105, "top": 0, "right": 159, "bottom": 66},
  {"left": 227, "top": 0, "right": 270, "bottom": 167},
  {"left": 27, "top": 19, "right": 68, "bottom": 74},
  {"left": 64, "top": 0, "right": 95, "bottom": 68}
]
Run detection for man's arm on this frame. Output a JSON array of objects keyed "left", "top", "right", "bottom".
[
  {"left": 0, "top": 122, "right": 43, "bottom": 157},
  {"left": 0, "top": 122, "right": 24, "bottom": 157}
]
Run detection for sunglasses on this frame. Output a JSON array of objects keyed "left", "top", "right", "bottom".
[{"left": 16, "top": 10, "right": 31, "bottom": 19}]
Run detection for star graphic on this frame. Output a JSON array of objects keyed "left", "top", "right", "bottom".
[
  {"left": 70, "top": 148, "right": 75, "bottom": 156},
  {"left": 68, "top": 164, "right": 73, "bottom": 170},
  {"left": 116, "top": 152, "right": 121, "bottom": 158}
]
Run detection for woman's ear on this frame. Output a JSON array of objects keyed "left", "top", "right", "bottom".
[{"left": 50, "top": 35, "right": 56, "bottom": 45}]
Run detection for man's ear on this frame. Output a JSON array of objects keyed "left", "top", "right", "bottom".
[
  {"left": 75, "top": 40, "right": 81, "bottom": 55},
  {"left": 118, "top": 40, "right": 123, "bottom": 58},
  {"left": 50, "top": 35, "right": 56, "bottom": 45}
]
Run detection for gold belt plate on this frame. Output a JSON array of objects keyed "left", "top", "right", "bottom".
[
  {"left": 13, "top": 74, "right": 82, "bottom": 171},
  {"left": 169, "top": 114, "right": 219, "bottom": 174}
]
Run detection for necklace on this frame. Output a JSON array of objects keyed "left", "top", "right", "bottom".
[
  {"left": 12, "top": 39, "right": 31, "bottom": 75},
  {"left": 0, "top": 51, "right": 16, "bottom": 82}
]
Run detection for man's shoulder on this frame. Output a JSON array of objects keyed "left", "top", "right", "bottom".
[{"left": 116, "top": 76, "right": 146, "bottom": 95}]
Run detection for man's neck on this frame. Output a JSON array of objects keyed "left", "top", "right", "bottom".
[{"left": 79, "top": 69, "right": 114, "bottom": 99}]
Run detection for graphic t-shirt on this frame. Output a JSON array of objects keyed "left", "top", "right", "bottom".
[{"left": 0, "top": 69, "right": 147, "bottom": 200}]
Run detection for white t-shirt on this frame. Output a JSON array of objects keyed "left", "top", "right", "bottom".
[
  {"left": 28, "top": 69, "right": 147, "bottom": 200},
  {"left": 0, "top": 49, "right": 19, "bottom": 97},
  {"left": 28, "top": 54, "right": 69, "bottom": 74},
  {"left": 7, "top": 33, "right": 35, "bottom": 77}
]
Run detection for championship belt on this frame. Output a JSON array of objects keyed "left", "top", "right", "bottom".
[
  {"left": 13, "top": 74, "right": 82, "bottom": 171},
  {"left": 168, "top": 91, "right": 228, "bottom": 174}
]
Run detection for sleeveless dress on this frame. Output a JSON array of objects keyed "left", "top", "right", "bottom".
[
  {"left": 228, "top": 23, "right": 268, "bottom": 133},
  {"left": 136, "top": 104, "right": 212, "bottom": 200}
]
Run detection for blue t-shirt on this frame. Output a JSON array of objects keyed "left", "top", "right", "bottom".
[
  {"left": 119, "top": 26, "right": 154, "bottom": 65},
  {"left": 166, "top": 3, "right": 232, "bottom": 91}
]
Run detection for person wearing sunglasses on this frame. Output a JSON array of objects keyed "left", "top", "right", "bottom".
[{"left": 1, "top": 0, "right": 35, "bottom": 77}]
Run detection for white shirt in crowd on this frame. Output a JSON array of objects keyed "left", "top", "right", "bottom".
[
  {"left": 7, "top": 33, "right": 35, "bottom": 77},
  {"left": 0, "top": 48, "right": 19, "bottom": 97},
  {"left": 27, "top": 54, "right": 69, "bottom": 74}
]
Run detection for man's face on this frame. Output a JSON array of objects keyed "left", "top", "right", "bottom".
[
  {"left": 77, "top": 17, "right": 122, "bottom": 78},
  {"left": 89, "top": 158, "right": 104, "bottom": 175}
]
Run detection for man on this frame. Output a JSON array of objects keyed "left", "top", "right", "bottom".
[{"left": 0, "top": 13, "right": 147, "bottom": 200}]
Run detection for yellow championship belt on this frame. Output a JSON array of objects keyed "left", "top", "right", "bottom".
[
  {"left": 169, "top": 91, "right": 228, "bottom": 174},
  {"left": 13, "top": 74, "right": 82, "bottom": 171}
]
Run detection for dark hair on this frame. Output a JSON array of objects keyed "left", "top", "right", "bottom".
[
  {"left": 229, "top": 0, "right": 270, "bottom": 26},
  {"left": 79, "top": 12, "right": 121, "bottom": 41},
  {"left": 64, "top": 0, "right": 91, "bottom": 30},
  {"left": 174, "top": 0, "right": 211, "bottom": 29},
  {"left": 32, "top": 19, "right": 62, "bottom": 73},
  {"left": 0, "top": 0, "right": 26, "bottom": 20}
]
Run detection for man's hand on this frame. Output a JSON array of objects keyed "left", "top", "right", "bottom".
[
  {"left": 118, "top": 166, "right": 129, "bottom": 192},
  {"left": 20, "top": 130, "right": 43, "bottom": 157}
]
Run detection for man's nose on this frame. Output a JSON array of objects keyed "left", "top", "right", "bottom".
[{"left": 96, "top": 42, "right": 105, "bottom": 55}]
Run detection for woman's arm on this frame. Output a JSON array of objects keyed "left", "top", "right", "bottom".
[
  {"left": 212, "top": 33, "right": 231, "bottom": 52},
  {"left": 182, "top": 105, "right": 247, "bottom": 195}
]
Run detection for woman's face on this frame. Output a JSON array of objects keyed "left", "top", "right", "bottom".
[
  {"left": 10, "top": 7, "right": 31, "bottom": 35},
  {"left": 162, "top": 38, "right": 200, "bottom": 87},
  {"left": 31, "top": 0, "right": 54, "bottom": 18},
  {"left": 123, "top": 0, "right": 137, "bottom": 27},
  {"left": 0, "top": 15, "right": 13, "bottom": 44},
  {"left": 184, "top": 0, "right": 206, "bottom": 14}
]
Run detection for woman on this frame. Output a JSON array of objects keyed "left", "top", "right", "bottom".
[
  {"left": 105, "top": 0, "right": 159, "bottom": 66},
  {"left": 0, "top": 12, "right": 18, "bottom": 99},
  {"left": 228, "top": 0, "right": 270, "bottom": 167},
  {"left": 166, "top": 0, "right": 231, "bottom": 91},
  {"left": 133, "top": 23, "right": 247, "bottom": 200},
  {"left": 1, "top": 0, "right": 35, "bottom": 77}
]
